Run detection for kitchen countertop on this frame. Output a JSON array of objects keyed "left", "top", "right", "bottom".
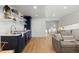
[
  {"left": 0, "top": 30, "right": 31, "bottom": 36},
  {"left": 1, "top": 34, "right": 21, "bottom": 36}
]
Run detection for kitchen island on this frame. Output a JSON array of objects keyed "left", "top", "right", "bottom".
[{"left": 1, "top": 30, "right": 31, "bottom": 53}]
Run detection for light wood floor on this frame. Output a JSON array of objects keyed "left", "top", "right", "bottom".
[{"left": 22, "top": 36, "right": 56, "bottom": 53}]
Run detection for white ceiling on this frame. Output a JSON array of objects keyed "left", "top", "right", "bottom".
[{"left": 11, "top": 5, "right": 79, "bottom": 19}]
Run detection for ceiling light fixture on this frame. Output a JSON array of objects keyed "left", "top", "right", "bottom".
[
  {"left": 64, "top": 6, "right": 67, "bottom": 9},
  {"left": 33, "top": 6, "right": 37, "bottom": 9}
]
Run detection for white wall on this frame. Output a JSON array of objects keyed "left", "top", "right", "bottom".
[
  {"left": 31, "top": 18, "right": 59, "bottom": 37},
  {"left": 31, "top": 18, "right": 46, "bottom": 37},
  {"left": 63, "top": 23, "right": 79, "bottom": 30},
  {"left": 46, "top": 21, "right": 57, "bottom": 30},
  {"left": 59, "top": 11, "right": 79, "bottom": 40},
  {"left": 59, "top": 11, "right": 79, "bottom": 26},
  {"left": 0, "top": 20, "right": 24, "bottom": 34},
  {"left": 46, "top": 21, "right": 59, "bottom": 33}
]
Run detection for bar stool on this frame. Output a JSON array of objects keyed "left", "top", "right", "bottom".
[{"left": 0, "top": 42, "right": 8, "bottom": 51}]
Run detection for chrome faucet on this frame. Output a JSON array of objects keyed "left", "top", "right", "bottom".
[{"left": 10, "top": 25, "right": 16, "bottom": 34}]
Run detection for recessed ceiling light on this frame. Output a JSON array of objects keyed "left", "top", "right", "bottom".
[
  {"left": 64, "top": 6, "right": 67, "bottom": 9},
  {"left": 33, "top": 6, "right": 37, "bottom": 9}
]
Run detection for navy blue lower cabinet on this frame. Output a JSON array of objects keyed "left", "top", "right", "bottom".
[
  {"left": 17, "top": 35, "right": 23, "bottom": 53},
  {"left": 1, "top": 31, "right": 31, "bottom": 53},
  {"left": 1, "top": 36, "right": 17, "bottom": 52},
  {"left": 24, "top": 32, "right": 27, "bottom": 44},
  {"left": 1, "top": 35, "right": 22, "bottom": 53},
  {"left": 18, "top": 35, "right": 26, "bottom": 52},
  {"left": 26, "top": 30, "right": 31, "bottom": 40},
  {"left": 28, "top": 31, "right": 31, "bottom": 39}
]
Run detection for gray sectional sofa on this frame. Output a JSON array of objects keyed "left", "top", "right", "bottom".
[{"left": 52, "top": 33, "right": 79, "bottom": 53}]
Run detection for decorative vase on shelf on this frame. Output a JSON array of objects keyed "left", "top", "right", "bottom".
[{"left": 3, "top": 5, "right": 11, "bottom": 19}]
